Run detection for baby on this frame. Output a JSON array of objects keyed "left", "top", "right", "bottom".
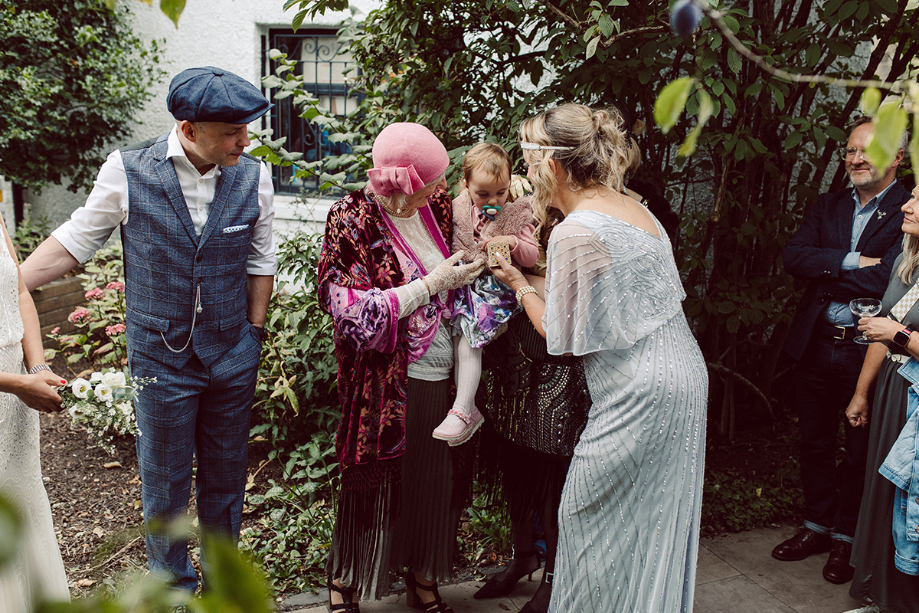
[{"left": 432, "top": 142, "right": 537, "bottom": 445}]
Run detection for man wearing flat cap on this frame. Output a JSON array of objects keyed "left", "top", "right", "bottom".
[{"left": 22, "top": 67, "right": 277, "bottom": 592}]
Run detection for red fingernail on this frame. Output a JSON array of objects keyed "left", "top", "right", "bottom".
[{"left": 60, "top": 380, "right": 66, "bottom": 384}]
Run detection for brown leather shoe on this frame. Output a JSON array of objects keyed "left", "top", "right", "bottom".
[
  {"left": 771, "top": 527, "right": 833, "bottom": 561},
  {"left": 823, "top": 540, "right": 854, "bottom": 584}
]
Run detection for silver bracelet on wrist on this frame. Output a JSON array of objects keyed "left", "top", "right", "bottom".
[
  {"left": 515, "top": 285, "right": 537, "bottom": 303},
  {"left": 28, "top": 363, "right": 52, "bottom": 375}
]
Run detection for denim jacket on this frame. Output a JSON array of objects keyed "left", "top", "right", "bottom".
[{"left": 882, "top": 357, "right": 919, "bottom": 575}]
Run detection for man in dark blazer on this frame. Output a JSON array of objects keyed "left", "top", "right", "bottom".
[{"left": 776, "top": 118, "right": 909, "bottom": 584}]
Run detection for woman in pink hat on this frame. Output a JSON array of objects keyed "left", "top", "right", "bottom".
[{"left": 318, "top": 123, "right": 484, "bottom": 612}]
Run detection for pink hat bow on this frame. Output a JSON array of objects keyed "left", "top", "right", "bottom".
[{"left": 367, "top": 164, "right": 425, "bottom": 197}]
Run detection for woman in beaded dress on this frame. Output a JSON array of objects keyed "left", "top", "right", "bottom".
[
  {"left": 491, "top": 103, "right": 708, "bottom": 613},
  {"left": 845, "top": 184, "right": 919, "bottom": 613},
  {"left": 0, "top": 214, "right": 70, "bottom": 611},
  {"left": 319, "top": 122, "right": 484, "bottom": 612}
]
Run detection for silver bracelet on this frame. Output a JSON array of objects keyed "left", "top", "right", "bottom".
[
  {"left": 28, "top": 363, "right": 52, "bottom": 375},
  {"left": 515, "top": 285, "right": 537, "bottom": 303}
]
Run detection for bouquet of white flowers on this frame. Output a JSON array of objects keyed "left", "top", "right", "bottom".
[{"left": 60, "top": 368, "right": 155, "bottom": 455}]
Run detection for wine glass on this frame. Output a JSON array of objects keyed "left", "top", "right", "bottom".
[{"left": 849, "top": 298, "right": 883, "bottom": 344}]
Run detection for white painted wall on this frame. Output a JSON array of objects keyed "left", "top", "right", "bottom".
[{"left": 24, "top": 0, "right": 381, "bottom": 237}]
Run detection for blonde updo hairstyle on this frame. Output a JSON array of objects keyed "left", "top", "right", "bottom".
[{"left": 519, "top": 103, "right": 631, "bottom": 235}]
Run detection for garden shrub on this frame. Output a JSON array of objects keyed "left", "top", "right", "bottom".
[
  {"left": 244, "top": 231, "right": 341, "bottom": 593},
  {"left": 47, "top": 244, "right": 127, "bottom": 373}
]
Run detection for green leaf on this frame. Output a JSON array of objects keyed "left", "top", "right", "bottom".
[
  {"left": 727, "top": 48, "right": 741, "bottom": 75},
  {"left": 860, "top": 87, "right": 881, "bottom": 116},
  {"left": 784, "top": 131, "right": 803, "bottom": 149},
  {"left": 677, "top": 89, "right": 713, "bottom": 158},
  {"left": 838, "top": 0, "right": 858, "bottom": 20},
  {"left": 654, "top": 77, "right": 694, "bottom": 133},
  {"left": 159, "top": 0, "right": 186, "bottom": 26},
  {"left": 865, "top": 102, "right": 908, "bottom": 171},
  {"left": 876, "top": 0, "right": 898, "bottom": 14},
  {"left": 585, "top": 36, "right": 600, "bottom": 60},
  {"left": 804, "top": 43, "right": 820, "bottom": 67}
]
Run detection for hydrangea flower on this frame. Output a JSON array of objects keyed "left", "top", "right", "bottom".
[{"left": 68, "top": 308, "right": 91, "bottom": 324}]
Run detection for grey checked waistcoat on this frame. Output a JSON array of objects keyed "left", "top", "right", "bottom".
[{"left": 120, "top": 133, "right": 261, "bottom": 369}]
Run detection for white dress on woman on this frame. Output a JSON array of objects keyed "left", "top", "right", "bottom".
[
  {"left": 545, "top": 210, "right": 708, "bottom": 613},
  {"left": 0, "top": 223, "right": 70, "bottom": 611}
]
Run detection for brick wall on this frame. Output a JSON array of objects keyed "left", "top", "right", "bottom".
[{"left": 30, "top": 277, "right": 85, "bottom": 345}]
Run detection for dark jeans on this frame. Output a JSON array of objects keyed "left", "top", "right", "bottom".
[
  {"left": 793, "top": 333, "right": 870, "bottom": 538},
  {"left": 132, "top": 324, "right": 262, "bottom": 591}
]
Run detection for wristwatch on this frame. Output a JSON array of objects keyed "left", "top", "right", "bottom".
[
  {"left": 893, "top": 326, "right": 913, "bottom": 348},
  {"left": 252, "top": 325, "right": 269, "bottom": 343}
]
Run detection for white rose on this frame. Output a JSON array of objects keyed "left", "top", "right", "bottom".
[
  {"left": 94, "top": 383, "right": 113, "bottom": 403},
  {"left": 71, "top": 378, "right": 91, "bottom": 399},
  {"left": 90, "top": 372, "right": 103, "bottom": 382},
  {"left": 102, "top": 370, "right": 127, "bottom": 387}
]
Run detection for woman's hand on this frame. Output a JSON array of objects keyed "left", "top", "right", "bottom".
[
  {"left": 424, "top": 252, "right": 486, "bottom": 295},
  {"left": 490, "top": 249, "right": 528, "bottom": 291},
  {"left": 845, "top": 394, "right": 870, "bottom": 428},
  {"left": 15, "top": 370, "right": 65, "bottom": 413},
  {"left": 857, "top": 316, "right": 901, "bottom": 343}
]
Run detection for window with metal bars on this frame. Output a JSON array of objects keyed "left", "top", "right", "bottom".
[{"left": 262, "top": 29, "right": 362, "bottom": 194}]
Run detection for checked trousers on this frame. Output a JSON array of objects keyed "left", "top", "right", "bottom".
[{"left": 130, "top": 324, "right": 262, "bottom": 591}]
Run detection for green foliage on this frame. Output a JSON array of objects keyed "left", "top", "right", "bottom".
[
  {"left": 245, "top": 231, "right": 341, "bottom": 592},
  {"left": 701, "top": 463, "right": 802, "bottom": 535},
  {"left": 463, "top": 489, "right": 512, "bottom": 563},
  {"left": 252, "top": 232, "right": 340, "bottom": 477},
  {"left": 255, "top": 50, "right": 370, "bottom": 193},
  {"left": 240, "top": 481, "right": 336, "bottom": 594},
  {"left": 9, "top": 205, "right": 52, "bottom": 262},
  {"left": 47, "top": 245, "right": 127, "bottom": 373},
  {"left": 0, "top": 0, "right": 164, "bottom": 192}
]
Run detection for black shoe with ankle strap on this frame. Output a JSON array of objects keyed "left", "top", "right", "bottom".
[
  {"left": 328, "top": 579, "right": 361, "bottom": 613},
  {"left": 404, "top": 573, "right": 454, "bottom": 613}
]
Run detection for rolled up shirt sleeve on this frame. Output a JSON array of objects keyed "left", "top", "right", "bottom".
[
  {"left": 246, "top": 162, "right": 278, "bottom": 276},
  {"left": 51, "top": 150, "right": 128, "bottom": 263}
]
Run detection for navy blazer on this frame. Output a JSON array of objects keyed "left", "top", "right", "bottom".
[{"left": 783, "top": 181, "right": 910, "bottom": 361}]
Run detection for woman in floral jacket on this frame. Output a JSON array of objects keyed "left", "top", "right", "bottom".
[{"left": 318, "top": 123, "right": 484, "bottom": 612}]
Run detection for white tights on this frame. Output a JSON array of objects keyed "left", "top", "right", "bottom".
[{"left": 452, "top": 334, "right": 482, "bottom": 416}]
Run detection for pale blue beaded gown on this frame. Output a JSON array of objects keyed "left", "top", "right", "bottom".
[
  {"left": 544, "top": 210, "right": 707, "bottom": 613},
  {"left": 0, "top": 223, "right": 70, "bottom": 611}
]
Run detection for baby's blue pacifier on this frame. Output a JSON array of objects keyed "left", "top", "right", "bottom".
[{"left": 483, "top": 203, "right": 502, "bottom": 218}]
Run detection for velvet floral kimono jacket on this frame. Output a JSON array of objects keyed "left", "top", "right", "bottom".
[{"left": 318, "top": 188, "right": 454, "bottom": 493}]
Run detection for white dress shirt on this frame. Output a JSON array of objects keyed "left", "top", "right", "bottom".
[{"left": 52, "top": 127, "right": 277, "bottom": 276}]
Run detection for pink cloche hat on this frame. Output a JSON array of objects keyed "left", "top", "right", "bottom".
[{"left": 368, "top": 122, "right": 449, "bottom": 196}]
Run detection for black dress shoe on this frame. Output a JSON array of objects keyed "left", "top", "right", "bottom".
[
  {"left": 771, "top": 527, "right": 833, "bottom": 561},
  {"left": 823, "top": 540, "right": 854, "bottom": 584}
]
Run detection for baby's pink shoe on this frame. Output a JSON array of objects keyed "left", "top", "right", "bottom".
[{"left": 432, "top": 406, "right": 484, "bottom": 446}]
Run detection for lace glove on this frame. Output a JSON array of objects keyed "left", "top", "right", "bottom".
[
  {"left": 423, "top": 252, "right": 485, "bottom": 296},
  {"left": 509, "top": 174, "right": 532, "bottom": 202}
]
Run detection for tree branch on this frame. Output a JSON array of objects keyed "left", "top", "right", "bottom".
[
  {"left": 707, "top": 361, "right": 775, "bottom": 421},
  {"left": 535, "top": 0, "right": 584, "bottom": 31},
  {"left": 602, "top": 24, "right": 669, "bottom": 48}
]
